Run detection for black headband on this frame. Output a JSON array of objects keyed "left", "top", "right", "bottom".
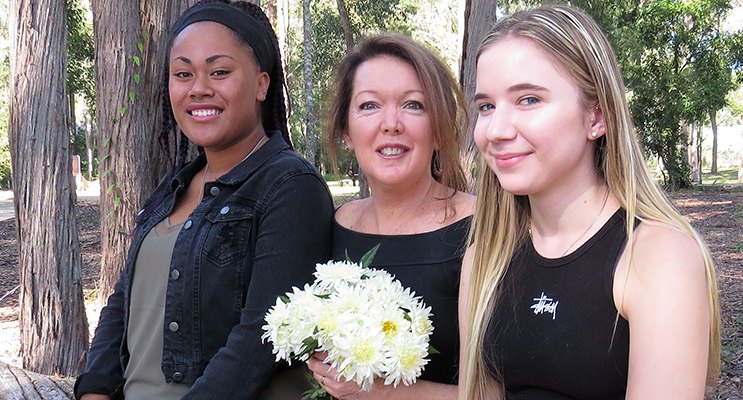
[{"left": 171, "top": 3, "right": 276, "bottom": 73}]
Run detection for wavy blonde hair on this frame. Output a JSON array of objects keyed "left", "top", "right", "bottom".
[{"left": 461, "top": 5, "right": 720, "bottom": 399}]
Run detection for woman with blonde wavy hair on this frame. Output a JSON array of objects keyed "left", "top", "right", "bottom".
[{"left": 459, "top": 4, "right": 719, "bottom": 399}]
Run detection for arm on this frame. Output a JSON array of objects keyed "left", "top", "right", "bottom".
[
  {"left": 615, "top": 223, "right": 711, "bottom": 399},
  {"left": 307, "top": 353, "right": 457, "bottom": 400},
  {"left": 183, "top": 172, "right": 334, "bottom": 399},
  {"left": 458, "top": 246, "right": 501, "bottom": 400}
]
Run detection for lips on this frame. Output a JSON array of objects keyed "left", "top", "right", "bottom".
[
  {"left": 494, "top": 152, "right": 530, "bottom": 168},
  {"left": 379, "top": 147, "right": 407, "bottom": 156}
]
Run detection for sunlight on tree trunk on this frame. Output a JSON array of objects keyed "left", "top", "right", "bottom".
[
  {"left": 9, "top": 0, "right": 88, "bottom": 376},
  {"left": 303, "top": 0, "right": 316, "bottom": 165}
]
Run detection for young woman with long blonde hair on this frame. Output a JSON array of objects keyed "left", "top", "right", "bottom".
[{"left": 459, "top": 5, "right": 719, "bottom": 399}]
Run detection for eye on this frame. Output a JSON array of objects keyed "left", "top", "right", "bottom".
[
  {"left": 403, "top": 101, "right": 424, "bottom": 110},
  {"left": 173, "top": 71, "right": 192, "bottom": 79},
  {"left": 518, "top": 96, "right": 539, "bottom": 106},
  {"left": 477, "top": 103, "right": 495, "bottom": 113},
  {"left": 212, "top": 69, "right": 230, "bottom": 77},
  {"left": 359, "top": 102, "right": 378, "bottom": 110}
]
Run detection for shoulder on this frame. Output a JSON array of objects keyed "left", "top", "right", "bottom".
[
  {"left": 615, "top": 220, "right": 707, "bottom": 318},
  {"left": 334, "top": 198, "right": 372, "bottom": 229},
  {"left": 451, "top": 191, "right": 476, "bottom": 220}
]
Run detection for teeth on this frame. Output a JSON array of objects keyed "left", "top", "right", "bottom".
[
  {"left": 380, "top": 147, "right": 406, "bottom": 156},
  {"left": 191, "top": 109, "right": 221, "bottom": 117}
]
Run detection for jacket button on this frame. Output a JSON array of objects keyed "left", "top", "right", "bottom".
[
  {"left": 210, "top": 186, "right": 220, "bottom": 196},
  {"left": 184, "top": 220, "right": 192, "bottom": 229},
  {"left": 220, "top": 206, "right": 230, "bottom": 215},
  {"left": 169, "top": 322, "right": 179, "bottom": 332},
  {"left": 172, "top": 372, "right": 183, "bottom": 382},
  {"left": 170, "top": 269, "right": 180, "bottom": 280}
]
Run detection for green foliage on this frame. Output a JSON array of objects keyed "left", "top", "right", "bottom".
[
  {"left": 0, "top": 4, "right": 11, "bottom": 189},
  {"left": 66, "top": 0, "right": 95, "bottom": 111}
]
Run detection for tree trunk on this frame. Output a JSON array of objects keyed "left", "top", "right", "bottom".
[
  {"left": 91, "top": 0, "right": 191, "bottom": 305},
  {"left": 334, "top": 0, "right": 371, "bottom": 198},
  {"left": 739, "top": 128, "right": 743, "bottom": 183},
  {"left": 303, "top": 0, "right": 315, "bottom": 165},
  {"left": 69, "top": 92, "right": 77, "bottom": 141},
  {"left": 689, "top": 122, "right": 700, "bottom": 183},
  {"left": 460, "top": 0, "right": 497, "bottom": 185},
  {"left": 85, "top": 112, "right": 94, "bottom": 179},
  {"left": 276, "top": 0, "right": 289, "bottom": 106},
  {"left": 710, "top": 110, "right": 718, "bottom": 174},
  {"left": 336, "top": 0, "right": 353, "bottom": 52},
  {"left": 9, "top": 0, "right": 88, "bottom": 376}
]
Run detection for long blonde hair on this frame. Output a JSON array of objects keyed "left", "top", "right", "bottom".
[{"left": 461, "top": 5, "right": 720, "bottom": 399}]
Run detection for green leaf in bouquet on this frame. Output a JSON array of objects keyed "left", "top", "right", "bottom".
[
  {"left": 428, "top": 344, "right": 441, "bottom": 355},
  {"left": 297, "top": 336, "right": 319, "bottom": 359},
  {"left": 314, "top": 293, "right": 331, "bottom": 300},
  {"left": 280, "top": 295, "right": 290, "bottom": 304},
  {"left": 345, "top": 249, "right": 353, "bottom": 263},
  {"left": 303, "top": 372, "right": 335, "bottom": 400},
  {"left": 359, "top": 243, "right": 381, "bottom": 268}
]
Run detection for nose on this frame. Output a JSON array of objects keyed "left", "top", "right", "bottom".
[
  {"left": 381, "top": 107, "right": 402, "bottom": 135},
  {"left": 484, "top": 105, "right": 517, "bottom": 143},
  {"left": 188, "top": 74, "right": 214, "bottom": 98}
]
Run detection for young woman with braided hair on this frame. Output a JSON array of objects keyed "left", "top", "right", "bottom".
[{"left": 74, "top": 1, "right": 333, "bottom": 398}]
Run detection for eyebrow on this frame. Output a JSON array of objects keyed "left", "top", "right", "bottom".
[
  {"left": 171, "top": 54, "right": 234, "bottom": 65},
  {"left": 354, "top": 89, "right": 424, "bottom": 99},
  {"left": 507, "top": 83, "right": 548, "bottom": 93}
]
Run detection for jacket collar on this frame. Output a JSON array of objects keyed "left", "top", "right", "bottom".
[{"left": 170, "top": 131, "right": 290, "bottom": 190}]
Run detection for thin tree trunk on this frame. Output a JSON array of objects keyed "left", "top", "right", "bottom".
[
  {"left": 303, "top": 0, "right": 315, "bottom": 165},
  {"left": 710, "top": 111, "right": 718, "bottom": 174},
  {"left": 85, "top": 112, "right": 94, "bottom": 179},
  {"left": 690, "top": 122, "right": 700, "bottom": 183},
  {"left": 69, "top": 92, "right": 77, "bottom": 141},
  {"left": 9, "top": 0, "right": 88, "bottom": 376},
  {"left": 336, "top": 0, "right": 353, "bottom": 52},
  {"left": 460, "top": 0, "right": 497, "bottom": 186}
]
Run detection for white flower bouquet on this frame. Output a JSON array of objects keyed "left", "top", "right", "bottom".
[{"left": 262, "top": 245, "right": 437, "bottom": 399}]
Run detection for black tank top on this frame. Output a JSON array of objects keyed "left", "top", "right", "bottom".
[{"left": 484, "top": 209, "right": 631, "bottom": 400}]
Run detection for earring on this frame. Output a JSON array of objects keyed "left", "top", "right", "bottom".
[
  {"left": 590, "top": 118, "right": 595, "bottom": 122},
  {"left": 591, "top": 131, "right": 598, "bottom": 138}
]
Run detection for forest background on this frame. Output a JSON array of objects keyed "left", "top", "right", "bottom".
[{"left": 2, "top": 0, "right": 743, "bottom": 393}]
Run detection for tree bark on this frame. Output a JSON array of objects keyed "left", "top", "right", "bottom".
[
  {"left": 689, "top": 122, "right": 700, "bottom": 183},
  {"left": 336, "top": 0, "right": 353, "bottom": 52},
  {"left": 85, "top": 112, "right": 94, "bottom": 179},
  {"left": 460, "top": 0, "right": 497, "bottom": 185},
  {"left": 9, "top": 0, "right": 88, "bottom": 376},
  {"left": 303, "top": 0, "right": 315, "bottom": 165},
  {"left": 710, "top": 110, "right": 718, "bottom": 174},
  {"left": 91, "top": 0, "right": 193, "bottom": 305}
]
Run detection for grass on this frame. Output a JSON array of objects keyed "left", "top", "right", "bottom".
[{"left": 700, "top": 168, "right": 740, "bottom": 185}]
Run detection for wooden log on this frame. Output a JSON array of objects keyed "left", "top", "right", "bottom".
[{"left": 0, "top": 361, "right": 74, "bottom": 399}]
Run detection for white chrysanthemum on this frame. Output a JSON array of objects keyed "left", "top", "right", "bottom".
[
  {"left": 383, "top": 332, "right": 430, "bottom": 387},
  {"left": 332, "top": 328, "right": 387, "bottom": 391},
  {"left": 262, "top": 258, "right": 437, "bottom": 392},
  {"left": 407, "top": 302, "right": 434, "bottom": 337},
  {"left": 314, "top": 260, "right": 370, "bottom": 292},
  {"left": 261, "top": 297, "right": 294, "bottom": 361}
]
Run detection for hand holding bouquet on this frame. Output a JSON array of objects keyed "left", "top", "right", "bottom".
[{"left": 262, "top": 245, "right": 436, "bottom": 399}]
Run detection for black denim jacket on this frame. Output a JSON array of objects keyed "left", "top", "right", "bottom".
[{"left": 75, "top": 134, "right": 333, "bottom": 399}]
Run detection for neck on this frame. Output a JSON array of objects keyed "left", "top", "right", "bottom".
[
  {"left": 203, "top": 130, "right": 267, "bottom": 178},
  {"left": 528, "top": 174, "right": 616, "bottom": 257},
  {"left": 359, "top": 176, "right": 445, "bottom": 234}
]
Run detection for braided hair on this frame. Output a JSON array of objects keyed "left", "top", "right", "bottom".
[{"left": 139, "top": 0, "right": 291, "bottom": 222}]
